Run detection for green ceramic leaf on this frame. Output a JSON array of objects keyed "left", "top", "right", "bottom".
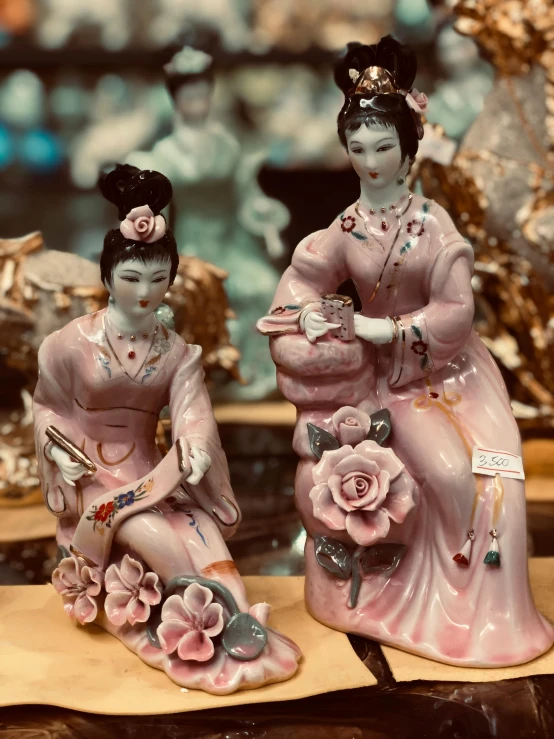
[
  {"left": 420, "top": 354, "right": 429, "bottom": 370},
  {"left": 358, "top": 543, "right": 407, "bottom": 577},
  {"left": 411, "top": 324, "right": 423, "bottom": 340},
  {"left": 307, "top": 423, "right": 340, "bottom": 460},
  {"left": 314, "top": 536, "right": 352, "bottom": 580},
  {"left": 351, "top": 231, "right": 368, "bottom": 241},
  {"left": 367, "top": 408, "right": 392, "bottom": 446},
  {"left": 422, "top": 201, "right": 430, "bottom": 213}
]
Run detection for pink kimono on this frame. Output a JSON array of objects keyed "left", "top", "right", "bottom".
[
  {"left": 259, "top": 194, "right": 554, "bottom": 667},
  {"left": 34, "top": 308, "right": 300, "bottom": 693}
]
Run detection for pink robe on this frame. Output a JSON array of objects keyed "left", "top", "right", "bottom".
[
  {"left": 259, "top": 194, "right": 554, "bottom": 667},
  {"left": 33, "top": 308, "right": 239, "bottom": 559},
  {"left": 34, "top": 308, "right": 301, "bottom": 693}
]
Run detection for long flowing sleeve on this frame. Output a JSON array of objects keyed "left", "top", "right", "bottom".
[
  {"left": 33, "top": 329, "right": 78, "bottom": 516},
  {"left": 389, "top": 203, "right": 475, "bottom": 388},
  {"left": 257, "top": 220, "right": 349, "bottom": 335},
  {"left": 169, "top": 341, "right": 240, "bottom": 537}
]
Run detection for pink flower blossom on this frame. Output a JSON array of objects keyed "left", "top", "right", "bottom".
[
  {"left": 332, "top": 406, "right": 371, "bottom": 446},
  {"left": 405, "top": 88, "right": 428, "bottom": 114},
  {"left": 309, "top": 440, "right": 415, "bottom": 546},
  {"left": 120, "top": 205, "right": 166, "bottom": 243},
  {"left": 157, "top": 583, "right": 224, "bottom": 662},
  {"left": 104, "top": 554, "right": 162, "bottom": 627},
  {"left": 52, "top": 556, "right": 104, "bottom": 625}
]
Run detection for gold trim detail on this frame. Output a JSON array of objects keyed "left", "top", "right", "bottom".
[
  {"left": 75, "top": 397, "right": 158, "bottom": 416},
  {"left": 69, "top": 545, "right": 98, "bottom": 568},
  {"left": 212, "top": 495, "right": 240, "bottom": 527},
  {"left": 96, "top": 442, "right": 136, "bottom": 467},
  {"left": 45, "top": 426, "right": 96, "bottom": 473},
  {"left": 44, "top": 483, "right": 67, "bottom": 518}
]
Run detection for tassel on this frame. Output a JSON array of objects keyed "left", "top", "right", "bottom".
[
  {"left": 453, "top": 529, "right": 474, "bottom": 567},
  {"left": 484, "top": 529, "right": 500, "bottom": 567}
]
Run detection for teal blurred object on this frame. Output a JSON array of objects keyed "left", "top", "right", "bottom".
[
  {"left": 19, "top": 129, "right": 65, "bottom": 173},
  {"left": 395, "top": 0, "right": 434, "bottom": 38},
  {"left": 426, "top": 25, "right": 494, "bottom": 141},
  {"left": 0, "top": 124, "right": 14, "bottom": 169}
]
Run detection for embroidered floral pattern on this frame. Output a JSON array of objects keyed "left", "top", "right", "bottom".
[
  {"left": 86, "top": 478, "right": 153, "bottom": 532},
  {"left": 410, "top": 324, "right": 432, "bottom": 372},
  {"left": 157, "top": 583, "right": 225, "bottom": 662},
  {"left": 97, "top": 345, "right": 112, "bottom": 378},
  {"left": 270, "top": 304, "right": 301, "bottom": 316},
  {"left": 52, "top": 556, "right": 104, "bottom": 624},
  {"left": 387, "top": 201, "right": 431, "bottom": 298},
  {"left": 340, "top": 215, "right": 356, "bottom": 233},
  {"left": 184, "top": 508, "right": 208, "bottom": 547},
  {"left": 152, "top": 337, "right": 171, "bottom": 355},
  {"left": 104, "top": 554, "right": 162, "bottom": 626},
  {"left": 411, "top": 340, "right": 428, "bottom": 356},
  {"left": 406, "top": 220, "right": 424, "bottom": 236}
]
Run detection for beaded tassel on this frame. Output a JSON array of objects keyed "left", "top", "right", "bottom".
[
  {"left": 483, "top": 529, "right": 500, "bottom": 567},
  {"left": 453, "top": 529, "right": 474, "bottom": 567}
]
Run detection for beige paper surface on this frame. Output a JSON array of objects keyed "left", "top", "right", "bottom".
[
  {"left": 383, "top": 557, "right": 554, "bottom": 682},
  {"left": 0, "top": 576, "right": 376, "bottom": 714},
  {"left": 0, "top": 504, "right": 55, "bottom": 543}
]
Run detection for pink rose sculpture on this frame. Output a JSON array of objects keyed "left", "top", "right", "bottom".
[
  {"left": 332, "top": 405, "right": 371, "bottom": 446},
  {"left": 120, "top": 205, "right": 166, "bottom": 243},
  {"left": 157, "top": 582, "right": 225, "bottom": 662},
  {"left": 52, "top": 556, "right": 104, "bottom": 625},
  {"left": 405, "top": 88, "right": 428, "bottom": 114},
  {"left": 104, "top": 554, "right": 162, "bottom": 627},
  {"left": 310, "top": 439, "right": 415, "bottom": 546}
]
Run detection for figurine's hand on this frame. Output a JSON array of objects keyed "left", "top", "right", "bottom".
[
  {"left": 185, "top": 445, "right": 212, "bottom": 486},
  {"left": 353, "top": 315, "right": 394, "bottom": 344},
  {"left": 301, "top": 310, "right": 340, "bottom": 343},
  {"left": 49, "top": 444, "right": 88, "bottom": 487}
]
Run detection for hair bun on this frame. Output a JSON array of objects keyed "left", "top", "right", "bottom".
[
  {"left": 99, "top": 165, "right": 173, "bottom": 220},
  {"left": 334, "top": 36, "right": 417, "bottom": 95}
]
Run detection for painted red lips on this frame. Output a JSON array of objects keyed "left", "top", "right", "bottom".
[
  {"left": 369, "top": 172, "right": 379, "bottom": 179},
  {"left": 139, "top": 300, "right": 149, "bottom": 307}
]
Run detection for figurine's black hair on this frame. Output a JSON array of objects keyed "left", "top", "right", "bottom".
[
  {"left": 98, "top": 164, "right": 178, "bottom": 287},
  {"left": 334, "top": 36, "right": 421, "bottom": 161},
  {"left": 164, "top": 57, "right": 214, "bottom": 100}
]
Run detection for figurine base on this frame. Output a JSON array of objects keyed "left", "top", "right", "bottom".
[
  {"left": 305, "top": 542, "right": 554, "bottom": 669},
  {"left": 381, "top": 556, "right": 554, "bottom": 682},
  {"left": 0, "top": 576, "right": 375, "bottom": 713},
  {"left": 99, "top": 616, "right": 302, "bottom": 695}
]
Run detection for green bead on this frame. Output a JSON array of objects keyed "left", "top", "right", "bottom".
[{"left": 484, "top": 550, "right": 500, "bottom": 567}]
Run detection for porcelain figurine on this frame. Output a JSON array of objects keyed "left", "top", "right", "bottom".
[
  {"left": 34, "top": 165, "right": 300, "bottom": 694},
  {"left": 258, "top": 37, "right": 554, "bottom": 667},
  {"left": 127, "top": 46, "right": 289, "bottom": 401}
]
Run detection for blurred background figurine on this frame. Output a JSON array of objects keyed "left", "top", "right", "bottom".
[
  {"left": 36, "top": 0, "right": 131, "bottom": 50},
  {"left": 149, "top": 0, "right": 252, "bottom": 51},
  {"left": 128, "top": 46, "right": 290, "bottom": 400}
]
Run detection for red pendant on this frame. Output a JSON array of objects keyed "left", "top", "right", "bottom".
[
  {"left": 128, "top": 350, "right": 136, "bottom": 359},
  {"left": 382, "top": 221, "right": 387, "bottom": 230}
]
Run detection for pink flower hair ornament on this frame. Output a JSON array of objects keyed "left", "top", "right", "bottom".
[
  {"left": 120, "top": 205, "right": 166, "bottom": 243},
  {"left": 402, "top": 88, "right": 428, "bottom": 115}
]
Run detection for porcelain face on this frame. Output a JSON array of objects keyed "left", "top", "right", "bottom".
[
  {"left": 346, "top": 124, "right": 403, "bottom": 190},
  {"left": 175, "top": 80, "right": 213, "bottom": 123},
  {"left": 108, "top": 258, "right": 171, "bottom": 317}
]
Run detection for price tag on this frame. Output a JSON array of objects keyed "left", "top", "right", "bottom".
[{"left": 472, "top": 446, "right": 525, "bottom": 480}]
